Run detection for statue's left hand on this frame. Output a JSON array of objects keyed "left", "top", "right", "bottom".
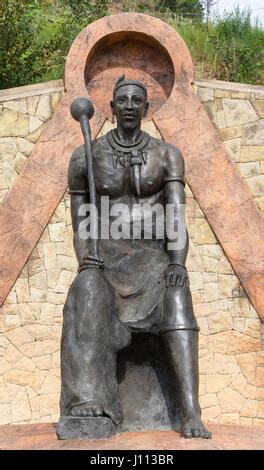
[{"left": 164, "top": 264, "right": 189, "bottom": 288}]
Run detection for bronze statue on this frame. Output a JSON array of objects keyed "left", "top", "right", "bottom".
[{"left": 57, "top": 77, "right": 211, "bottom": 440}]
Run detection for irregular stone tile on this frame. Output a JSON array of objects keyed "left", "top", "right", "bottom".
[
  {"left": 4, "top": 99, "right": 27, "bottom": 114},
  {"left": 242, "top": 119, "right": 264, "bottom": 145},
  {"left": 222, "top": 99, "right": 258, "bottom": 126},
  {"left": 35, "top": 95, "right": 52, "bottom": 122},
  {"left": 0, "top": 110, "right": 29, "bottom": 137}
]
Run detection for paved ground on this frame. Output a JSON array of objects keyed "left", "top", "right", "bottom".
[{"left": 0, "top": 423, "right": 263, "bottom": 450}]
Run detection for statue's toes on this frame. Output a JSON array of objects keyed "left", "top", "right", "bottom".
[
  {"left": 92, "top": 403, "right": 104, "bottom": 416},
  {"left": 191, "top": 426, "right": 212, "bottom": 439},
  {"left": 181, "top": 425, "right": 193, "bottom": 438}
]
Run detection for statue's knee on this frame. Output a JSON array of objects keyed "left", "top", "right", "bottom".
[{"left": 162, "top": 286, "right": 199, "bottom": 332}]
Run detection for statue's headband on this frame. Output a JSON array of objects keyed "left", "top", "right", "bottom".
[{"left": 113, "top": 75, "right": 147, "bottom": 96}]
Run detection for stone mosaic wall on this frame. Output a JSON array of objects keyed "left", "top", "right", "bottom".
[{"left": 0, "top": 79, "right": 263, "bottom": 426}]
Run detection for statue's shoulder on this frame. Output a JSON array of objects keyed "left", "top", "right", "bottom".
[
  {"left": 147, "top": 135, "right": 184, "bottom": 181},
  {"left": 147, "top": 134, "right": 183, "bottom": 160},
  {"left": 91, "top": 134, "right": 109, "bottom": 155},
  {"left": 70, "top": 144, "right": 86, "bottom": 165}
]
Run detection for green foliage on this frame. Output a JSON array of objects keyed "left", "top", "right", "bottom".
[
  {"left": 0, "top": 0, "right": 108, "bottom": 89},
  {"left": 156, "top": 0, "right": 204, "bottom": 21},
  {"left": 0, "top": 1, "right": 263, "bottom": 89},
  {"left": 169, "top": 7, "right": 264, "bottom": 84}
]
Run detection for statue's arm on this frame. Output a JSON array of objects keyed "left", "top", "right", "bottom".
[
  {"left": 163, "top": 146, "right": 189, "bottom": 287},
  {"left": 68, "top": 147, "right": 90, "bottom": 263}
]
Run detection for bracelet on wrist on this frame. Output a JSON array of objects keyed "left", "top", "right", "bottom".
[{"left": 168, "top": 262, "right": 186, "bottom": 269}]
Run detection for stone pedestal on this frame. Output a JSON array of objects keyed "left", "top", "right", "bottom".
[{"left": 56, "top": 416, "right": 116, "bottom": 440}]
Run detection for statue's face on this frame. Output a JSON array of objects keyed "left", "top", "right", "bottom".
[{"left": 111, "top": 84, "right": 149, "bottom": 129}]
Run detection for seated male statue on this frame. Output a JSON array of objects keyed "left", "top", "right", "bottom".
[{"left": 59, "top": 76, "right": 211, "bottom": 439}]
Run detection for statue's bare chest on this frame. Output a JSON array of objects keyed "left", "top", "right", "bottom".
[{"left": 93, "top": 137, "right": 164, "bottom": 198}]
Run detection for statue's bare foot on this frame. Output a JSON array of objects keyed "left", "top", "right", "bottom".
[
  {"left": 181, "top": 415, "right": 212, "bottom": 439},
  {"left": 70, "top": 400, "right": 104, "bottom": 418}
]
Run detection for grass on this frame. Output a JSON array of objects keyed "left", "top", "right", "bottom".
[{"left": 0, "top": 1, "right": 263, "bottom": 89}]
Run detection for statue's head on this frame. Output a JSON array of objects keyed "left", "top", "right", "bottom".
[{"left": 110, "top": 75, "right": 149, "bottom": 129}]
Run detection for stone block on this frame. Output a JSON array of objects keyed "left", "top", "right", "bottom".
[
  {"left": 39, "top": 393, "right": 60, "bottom": 417},
  {"left": 5, "top": 327, "right": 33, "bottom": 347},
  {"left": 40, "top": 373, "right": 61, "bottom": 394},
  {"left": 0, "top": 377, "right": 9, "bottom": 403},
  {"left": 29, "top": 370, "right": 46, "bottom": 392},
  {"left": 0, "top": 358, "right": 11, "bottom": 374},
  {"left": 255, "top": 367, "right": 264, "bottom": 387},
  {"left": 46, "top": 269, "right": 60, "bottom": 289},
  {"left": 193, "top": 219, "right": 216, "bottom": 245},
  {"left": 197, "top": 87, "right": 214, "bottom": 103},
  {"left": 35, "top": 94, "right": 52, "bottom": 121},
  {"left": 228, "top": 332, "right": 260, "bottom": 355},
  {"left": 206, "top": 375, "right": 230, "bottom": 393},
  {"left": 19, "top": 341, "right": 43, "bottom": 358},
  {"left": 15, "top": 137, "right": 34, "bottom": 156},
  {"left": 49, "top": 222, "right": 66, "bottom": 242},
  {"left": 219, "top": 126, "right": 242, "bottom": 140},
  {"left": 14, "top": 152, "right": 27, "bottom": 173},
  {"left": 246, "top": 175, "right": 264, "bottom": 197},
  {"left": 26, "top": 96, "right": 39, "bottom": 115},
  {"left": 242, "top": 119, "right": 264, "bottom": 145},
  {"left": 251, "top": 99, "right": 264, "bottom": 118},
  {"left": 15, "top": 278, "right": 31, "bottom": 303},
  {"left": 42, "top": 339, "right": 59, "bottom": 354},
  {"left": 3, "top": 343, "right": 22, "bottom": 366},
  {"left": 231, "top": 91, "right": 250, "bottom": 99},
  {"left": 0, "top": 109, "right": 29, "bottom": 137},
  {"left": 25, "top": 324, "right": 51, "bottom": 341},
  {"left": 55, "top": 270, "right": 73, "bottom": 293},
  {"left": 197, "top": 317, "right": 210, "bottom": 335},
  {"left": 213, "top": 331, "right": 232, "bottom": 354},
  {"left": 2, "top": 163, "right": 17, "bottom": 187},
  {"left": 50, "top": 92, "right": 62, "bottom": 111},
  {"left": 4, "top": 99, "right": 27, "bottom": 114},
  {"left": 28, "top": 258, "right": 45, "bottom": 277},
  {"left": 27, "top": 122, "right": 46, "bottom": 143},
  {"left": 33, "top": 354, "right": 52, "bottom": 370},
  {"left": 4, "top": 369, "right": 33, "bottom": 386},
  {"left": 215, "top": 89, "right": 231, "bottom": 98},
  {"left": 204, "top": 283, "right": 218, "bottom": 302},
  {"left": 218, "top": 388, "right": 245, "bottom": 413},
  {"left": 188, "top": 272, "right": 203, "bottom": 291},
  {"left": 11, "top": 387, "right": 31, "bottom": 422},
  {"left": 219, "top": 413, "right": 239, "bottom": 424},
  {"left": 241, "top": 399, "right": 258, "bottom": 417},
  {"left": 218, "top": 274, "right": 239, "bottom": 299},
  {"left": 240, "top": 145, "right": 264, "bottom": 162},
  {"left": 201, "top": 405, "right": 220, "bottom": 423},
  {"left": 57, "top": 416, "right": 116, "bottom": 440},
  {"left": 222, "top": 99, "right": 258, "bottom": 127},
  {"left": 203, "top": 273, "right": 217, "bottom": 283},
  {"left": 244, "top": 318, "right": 261, "bottom": 339},
  {"left": 203, "top": 102, "right": 217, "bottom": 126},
  {"left": 15, "top": 356, "right": 35, "bottom": 372},
  {"left": 56, "top": 255, "right": 77, "bottom": 271},
  {"left": 223, "top": 138, "right": 241, "bottom": 162},
  {"left": 0, "top": 404, "right": 11, "bottom": 425},
  {"left": 39, "top": 303, "right": 57, "bottom": 325},
  {"left": 239, "top": 162, "right": 260, "bottom": 178},
  {"left": 29, "top": 115, "right": 43, "bottom": 133},
  {"left": 29, "top": 271, "right": 47, "bottom": 290},
  {"left": 216, "top": 110, "right": 226, "bottom": 129},
  {"left": 199, "top": 393, "right": 218, "bottom": 408}
]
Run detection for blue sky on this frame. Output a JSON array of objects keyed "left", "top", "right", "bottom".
[{"left": 213, "top": 0, "right": 264, "bottom": 26}]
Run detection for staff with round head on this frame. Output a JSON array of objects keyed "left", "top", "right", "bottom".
[{"left": 70, "top": 97, "right": 103, "bottom": 270}]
